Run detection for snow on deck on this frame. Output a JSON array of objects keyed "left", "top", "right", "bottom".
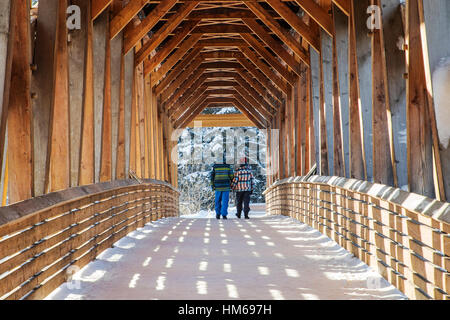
[{"left": 46, "top": 213, "right": 407, "bottom": 300}]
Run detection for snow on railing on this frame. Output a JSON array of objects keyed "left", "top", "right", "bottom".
[
  {"left": 0, "top": 179, "right": 179, "bottom": 300},
  {"left": 264, "top": 176, "right": 449, "bottom": 300}
]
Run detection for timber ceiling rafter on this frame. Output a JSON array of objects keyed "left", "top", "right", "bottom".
[{"left": 94, "top": 0, "right": 333, "bottom": 127}]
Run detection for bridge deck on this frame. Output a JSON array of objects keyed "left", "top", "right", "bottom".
[{"left": 46, "top": 215, "right": 406, "bottom": 300}]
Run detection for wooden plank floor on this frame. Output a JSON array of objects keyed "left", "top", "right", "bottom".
[{"left": 45, "top": 215, "right": 407, "bottom": 300}]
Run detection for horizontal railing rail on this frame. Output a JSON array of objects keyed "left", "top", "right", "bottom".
[
  {"left": 264, "top": 176, "right": 449, "bottom": 300},
  {"left": 0, "top": 179, "right": 179, "bottom": 300}
]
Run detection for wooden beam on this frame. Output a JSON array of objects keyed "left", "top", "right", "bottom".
[
  {"left": 232, "top": 98, "right": 266, "bottom": 129},
  {"left": 8, "top": 0, "right": 32, "bottom": 202},
  {"left": 153, "top": 47, "right": 202, "bottom": 91},
  {"left": 129, "top": 63, "right": 137, "bottom": 175},
  {"left": 175, "top": 96, "right": 208, "bottom": 128},
  {"left": 148, "top": 33, "right": 202, "bottom": 80},
  {"left": 332, "top": 0, "right": 350, "bottom": 16},
  {"left": 295, "top": 0, "right": 334, "bottom": 36},
  {"left": 198, "top": 39, "right": 247, "bottom": 47},
  {"left": 116, "top": 53, "right": 126, "bottom": 179},
  {"left": 240, "top": 33, "right": 298, "bottom": 85},
  {"left": 296, "top": 63, "right": 308, "bottom": 175},
  {"left": 124, "top": 0, "right": 178, "bottom": 54},
  {"left": 265, "top": 0, "right": 322, "bottom": 51},
  {"left": 110, "top": 0, "right": 147, "bottom": 40},
  {"left": 133, "top": 0, "right": 199, "bottom": 58},
  {"left": 234, "top": 85, "right": 273, "bottom": 120},
  {"left": 204, "top": 97, "right": 235, "bottom": 104},
  {"left": 243, "top": 18, "right": 307, "bottom": 71},
  {"left": 331, "top": 6, "right": 345, "bottom": 178},
  {"left": 79, "top": 0, "right": 96, "bottom": 186},
  {"left": 236, "top": 55, "right": 285, "bottom": 100},
  {"left": 143, "top": 73, "right": 150, "bottom": 178},
  {"left": 191, "top": 24, "right": 252, "bottom": 34},
  {"left": 187, "top": 114, "right": 254, "bottom": 128},
  {"left": 0, "top": 0, "right": 15, "bottom": 194},
  {"left": 245, "top": 1, "right": 319, "bottom": 54},
  {"left": 188, "top": 7, "right": 256, "bottom": 20},
  {"left": 405, "top": 0, "right": 435, "bottom": 198},
  {"left": 233, "top": 74, "right": 276, "bottom": 116},
  {"left": 236, "top": 46, "right": 291, "bottom": 94},
  {"left": 417, "top": 0, "right": 446, "bottom": 201},
  {"left": 136, "top": 65, "right": 146, "bottom": 178},
  {"left": 205, "top": 89, "right": 236, "bottom": 95},
  {"left": 46, "top": 0, "right": 70, "bottom": 192},
  {"left": 142, "top": 19, "right": 201, "bottom": 71},
  {"left": 171, "top": 89, "right": 208, "bottom": 121},
  {"left": 32, "top": 0, "right": 58, "bottom": 195},
  {"left": 99, "top": 13, "right": 112, "bottom": 182},
  {"left": 161, "top": 59, "right": 204, "bottom": 101},
  {"left": 236, "top": 68, "right": 282, "bottom": 106},
  {"left": 370, "top": 0, "right": 395, "bottom": 186},
  {"left": 165, "top": 69, "right": 207, "bottom": 110},
  {"left": 92, "top": 0, "right": 112, "bottom": 21},
  {"left": 167, "top": 70, "right": 278, "bottom": 116},
  {"left": 348, "top": 0, "right": 366, "bottom": 180},
  {"left": 201, "top": 61, "right": 243, "bottom": 69}
]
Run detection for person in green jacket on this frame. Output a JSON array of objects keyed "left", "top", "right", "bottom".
[{"left": 210, "top": 162, "right": 234, "bottom": 220}]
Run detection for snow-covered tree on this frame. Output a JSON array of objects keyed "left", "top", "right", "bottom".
[{"left": 177, "top": 123, "right": 267, "bottom": 215}]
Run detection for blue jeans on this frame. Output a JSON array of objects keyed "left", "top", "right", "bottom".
[{"left": 214, "top": 191, "right": 230, "bottom": 217}]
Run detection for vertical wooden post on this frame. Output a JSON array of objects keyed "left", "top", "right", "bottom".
[
  {"left": 318, "top": 33, "right": 329, "bottom": 176},
  {"left": 99, "top": 11, "right": 112, "bottom": 182},
  {"left": 157, "top": 105, "right": 165, "bottom": 180},
  {"left": 69, "top": 0, "right": 89, "bottom": 187},
  {"left": 154, "top": 99, "right": 162, "bottom": 180},
  {"left": 331, "top": 6, "right": 345, "bottom": 177},
  {"left": 348, "top": 0, "right": 366, "bottom": 180},
  {"left": 143, "top": 74, "right": 150, "bottom": 178},
  {"left": 79, "top": 0, "right": 95, "bottom": 186},
  {"left": 417, "top": 0, "right": 447, "bottom": 201},
  {"left": 266, "top": 126, "right": 272, "bottom": 185},
  {"left": 288, "top": 85, "right": 296, "bottom": 177},
  {"left": 371, "top": 0, "right": 396, "bottom": 186},
  {"left": 134, "top": 66, "right": 142, "bottom": 177},
  {"left": 46, "top": 0, "right": 70, "bottom": 192},
  {"left": 307, "top": 64, "right": 315, "bottom": 171},
  {"left": 278, "top": 105, "right": 285, "bottom": 179},
  {"left": 381, "top": 0, "right": 408, "bottom": 189},
  {"left": 149, "top": 85, "right": 157, "bottom": 179},
  {"left": 405, "top": 0, "right": 435, "bottom": 198},
  {"left": 136, "top": 64, "right": 146, "bottom": 178},
  {"left": 129, "top": 64, "right": 136, "bottom": 175},
  {"left": 296, "top": 62, "right": 308, "bottom": 176},
  {"left": 0, "top": 0, "right": 15, "bottom": 189},
  {"left": 8, "top": 0, "right": 33, "bottom": 202},
  {"left": 32, "top": 1, "right": 58, "bottom": 195},
  {"left": 116, "top": 52, "right": 126, "bottom": 180}
]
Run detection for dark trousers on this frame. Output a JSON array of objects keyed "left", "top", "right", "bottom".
[{"left": 236, "top": 191, "right": 251, "bottom": 218}]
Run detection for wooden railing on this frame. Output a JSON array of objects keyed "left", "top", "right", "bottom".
[
  {"left": 0, "top": 179, "right": 179, "bottom": 300},
  {"left": 264, "top": 176, "right": 450, "bottom": 300}
]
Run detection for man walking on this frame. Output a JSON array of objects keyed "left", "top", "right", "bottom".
[
  {"left": 231, "top": 158, "right": 254, "bottom": 219},
  {"left": 210, "top": 161, "right": 234, "bottom": 220}
]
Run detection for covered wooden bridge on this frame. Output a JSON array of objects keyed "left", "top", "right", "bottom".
[{"left": 0, "top": 0, "right": 449, "bottom": 300}]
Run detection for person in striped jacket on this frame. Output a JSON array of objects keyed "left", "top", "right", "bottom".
[
  {"left": 231, "top": 157, "right": 254, "bottom": 219},
  {"left": 210, "top": 162, "right": 234, "bottom": 219}
]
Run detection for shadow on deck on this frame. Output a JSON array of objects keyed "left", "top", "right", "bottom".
[{"left": 46, "top": 214, "right": 406, "bottom": 300}]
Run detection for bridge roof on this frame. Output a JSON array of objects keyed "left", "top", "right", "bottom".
[{"left": 98, "top": 0, "right": 346, "bottom": 128}]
